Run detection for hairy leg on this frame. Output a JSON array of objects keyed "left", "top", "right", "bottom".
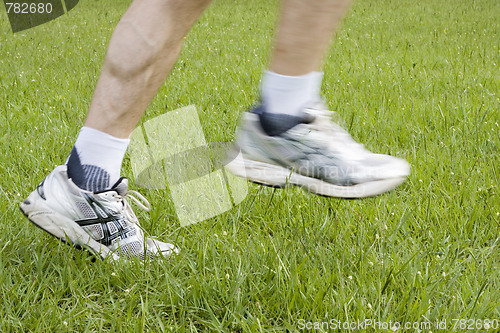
[{"left": 85, "top": 0, "right": 213, "bottom": 138}]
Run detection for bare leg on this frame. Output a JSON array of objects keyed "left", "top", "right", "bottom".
[
  {"left": 258, "top": 0, "right": 354, "bottom": 134},
  {"left": 85, "top": 0, "right": 212, "bottom": 139},
  {"left": 271, "top": 0, "right": 354, "bottom": 76},
  {"left": 66, "top": 0, "right": 211, "bottom": 192}
]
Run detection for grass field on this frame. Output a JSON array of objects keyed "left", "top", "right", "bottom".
[{"left": 1, "top": 0, "right": 499, "bottom": 331}]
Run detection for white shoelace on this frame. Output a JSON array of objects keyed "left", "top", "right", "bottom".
[
  {"left": 304, "top": 107, "right": 364, "bottom": 149},
  {"left": 125, "top": 190, "right": 151, "bottom": 212},
  {"left": 113, "top": 190, "right": 151, "bottom": 225}
]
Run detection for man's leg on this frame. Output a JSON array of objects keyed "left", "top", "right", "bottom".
[
  {"left": 260, "top": 0, "right": 353, "bottom": 133},
  {"left": 21, "top": 0, "right": 212, "bottom": 260},
  {"left": 271, "top": 0, "right": 353, "bottom": 76},
  {"left": 230, "top": 0, "right": 410, "bottom": 198},
  {"left": 69, "top": 0, "right": 212, "bottom": 192},
  {"left": 87, "top": 0, "right": 212, "bottom": 138}
]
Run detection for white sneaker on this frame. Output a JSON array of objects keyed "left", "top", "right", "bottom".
[
  {"left": 227, "top": 103, "right": 410, "bottom": 198},
  {"left": 20, "top": 165, "right": 178, "bottom": 260}
]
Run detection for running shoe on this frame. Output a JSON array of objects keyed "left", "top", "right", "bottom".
[
  {"left": 20, "top": 165, "right": 178, "bottom": 260},
  {"left": 227, "top": 102, "right": 410, "bottom": 198}
]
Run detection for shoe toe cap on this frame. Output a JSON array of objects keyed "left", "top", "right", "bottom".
[
  {"left": 146, "top": 238, "right": 180, "bottom": 257},
  {"left": 356, "top": 154, "right": 410, "bottom": 181}
]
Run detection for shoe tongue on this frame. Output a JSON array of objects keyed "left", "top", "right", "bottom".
[{"left": 111, "top": 177, "right": 129, "bottom": 195}]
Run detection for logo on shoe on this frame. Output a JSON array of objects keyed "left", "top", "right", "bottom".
[{"left": 76, "top": 193, "right": 135, "bottom": 247}]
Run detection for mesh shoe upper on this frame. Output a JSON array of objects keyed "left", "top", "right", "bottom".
[
  {"left": 24, "top": 165, "right": 177, "bottom": 260},
  {"left": 235, "top": 102, "right": 410, "bottom": 186}
]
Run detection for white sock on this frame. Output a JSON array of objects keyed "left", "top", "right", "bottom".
[
  {"left": 260, "top": 70, "right": 323, "bottom": 116},
  {"left": 67, "top": 127, "right": 130, "bottom": 191}
]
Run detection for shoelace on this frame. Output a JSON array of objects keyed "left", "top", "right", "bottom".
[
  {"left": 116, "top": 190, "right": 178, "bottom": 257},
  {"left": 305, "top": 106, "right": 366, "bottom": 151},
  {"left": 113, "top": 190, "right": 151, "bottom": 224},
  {"left": 125, "top": 190, "right": 151, "bottom": 211}
]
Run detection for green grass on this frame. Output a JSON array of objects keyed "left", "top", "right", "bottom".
[{"left": 1, "top": 0, "right": 499, "bottom": 331}]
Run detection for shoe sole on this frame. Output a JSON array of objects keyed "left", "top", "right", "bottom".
[
  {"left": 20, "top": 190, "right": 120, "bottom": 261},
  {"left": 226, "top": 156, "right": 407, "bottom": 198}
]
